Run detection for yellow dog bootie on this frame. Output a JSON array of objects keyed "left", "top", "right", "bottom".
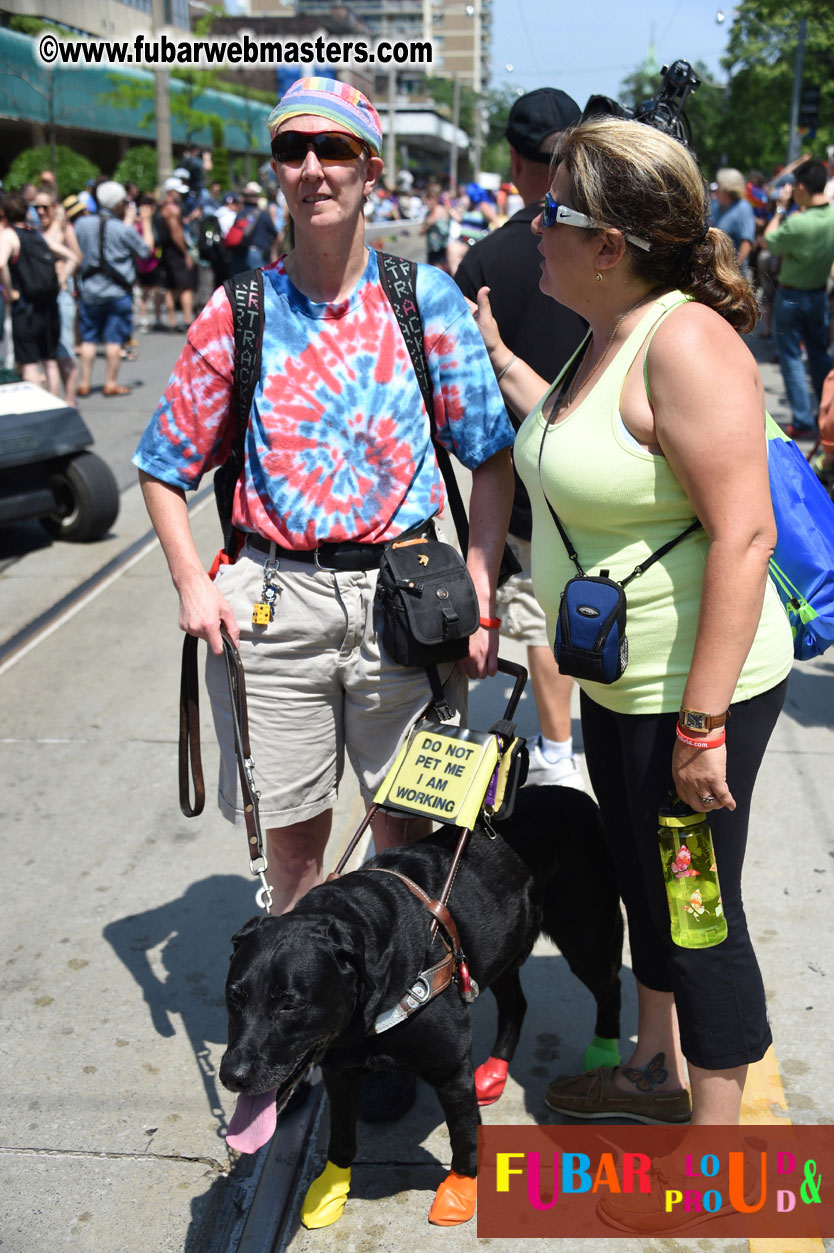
[{"left": 301, "top": 1160, "right": 352, "bottom": 1229}]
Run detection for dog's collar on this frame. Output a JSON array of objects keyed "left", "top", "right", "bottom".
[{"left": 360, "top": 868, "right": 479, "bottom": 1035}]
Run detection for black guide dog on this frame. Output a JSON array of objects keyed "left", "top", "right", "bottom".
[{"left": 219, "top": 784, "right": 622, "bottom": 1228}]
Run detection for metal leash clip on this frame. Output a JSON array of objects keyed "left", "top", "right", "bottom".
[{"left": 255, "top": 873, "right": 273, "bottom": 914}]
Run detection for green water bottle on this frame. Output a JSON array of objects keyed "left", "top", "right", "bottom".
[{"left": 658, "top": 796, "right": 728, "bottom": 949}]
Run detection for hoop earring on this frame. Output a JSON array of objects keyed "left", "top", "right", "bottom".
[{"left": 595, "top": 272, "right": 602, "bottom": 283}]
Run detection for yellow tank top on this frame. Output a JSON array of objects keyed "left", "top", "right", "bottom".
[{"left": 513, "top": 290, "right": 794, "bottom": 713}]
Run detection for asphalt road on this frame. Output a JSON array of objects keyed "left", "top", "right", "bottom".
[{"left": 1, "top": 261, "right": 832, "bottom": 1253}]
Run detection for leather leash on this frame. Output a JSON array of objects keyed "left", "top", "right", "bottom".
[{"left": 179, "top": 627, "right": 273, "bottom": 913}]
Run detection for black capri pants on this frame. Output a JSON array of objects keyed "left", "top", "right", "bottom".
[{"left": 580, "top": 678, "right": 787, "bottom": 1071}]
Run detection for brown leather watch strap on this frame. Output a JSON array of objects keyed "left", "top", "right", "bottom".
[{"left": 679, "top": 707, "right": 729, "bottom": 732}]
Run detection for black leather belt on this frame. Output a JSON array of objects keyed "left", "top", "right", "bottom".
[
  {"left": 779, "top": 284, "right": 827, "bottom": 293},
  {"left": 243, "top": 531, "right": 385, "bottom": 571}
]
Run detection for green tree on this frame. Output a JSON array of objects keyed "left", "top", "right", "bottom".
[
  {"left": 171, "top": 69, "right": 225, "bottom": 145},
  {"left": 480, "top": 86, "right": 522, "bottom": 178},
  {"left": 721, "top": 0, "right": 834, "bottom": 170},
  {"left": 424, "top": 75, "right": 478, "bottom": 136},
  {"left": 6, "top": 144, "right": 99, "bottom": 194},
  {"left": 113, "top": 145, "right": 158, "bottom": 193},
  {"left": 210, "top": 120, "right": 230, "bottom": 191}
]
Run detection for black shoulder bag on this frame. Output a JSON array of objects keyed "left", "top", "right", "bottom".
[{"left": 80, "top": 216, "right": 134, "bottom": 294}]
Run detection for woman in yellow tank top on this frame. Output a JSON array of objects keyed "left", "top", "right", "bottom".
[{"left": 468, "top": 117, "right": 794, "bottom": 1130}]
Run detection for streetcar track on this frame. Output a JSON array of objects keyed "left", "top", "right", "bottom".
[{"left": 0, "top": 484, "right": 213, "bottom": 675}]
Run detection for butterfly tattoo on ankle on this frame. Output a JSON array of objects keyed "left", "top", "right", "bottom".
[{"left": 622, "top": 1052, "right": 668, "bottom": 1092}]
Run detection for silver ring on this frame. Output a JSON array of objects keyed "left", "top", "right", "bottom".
[{"left": 700, "top": 794, "right": 717, "bottom": 804}]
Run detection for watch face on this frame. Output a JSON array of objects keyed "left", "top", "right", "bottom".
[{"left": 682, "top": 711, "right": 707, "bottom": 730}]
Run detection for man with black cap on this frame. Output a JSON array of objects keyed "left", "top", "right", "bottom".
[{"left": 455, "top": 87, "right": 589, "bottom": 789}]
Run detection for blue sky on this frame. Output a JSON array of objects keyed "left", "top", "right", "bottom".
[{"left": 489, "top": 0, "right": 737, "bottom": 108}]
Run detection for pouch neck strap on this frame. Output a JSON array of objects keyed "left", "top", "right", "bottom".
[
  {"left": 536, "top": 350, "right": 587, "bottom": 577},
  {"left": 536, "top": 340, "right": 701, "bottom": 584}
]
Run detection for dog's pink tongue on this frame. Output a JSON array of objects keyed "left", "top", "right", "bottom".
[{"left": 226, "top": 1089, "right": 278, "bottom": 1153}]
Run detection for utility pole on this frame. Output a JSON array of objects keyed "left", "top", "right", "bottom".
[
  {"left": 787, "top": 17, "right": 807, "bottom": 164},
  {"left": 471, "top": 0, "right": 482, "bottom": 177},
  {"left": 387, "top": 66, "right": 397, "bottom": 185},
  {"left": 449, "top": 75, "right": 461, "bottom": 191},
  {"left": 151, "top": 0, "right": 173, "bottom": 186}
]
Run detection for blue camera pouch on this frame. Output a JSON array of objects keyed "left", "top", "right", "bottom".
[{"left": 555, "top": 572, "right": 629, "bottom": 685}]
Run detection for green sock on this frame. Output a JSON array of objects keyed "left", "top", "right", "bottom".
[{"left": 583, "top": 1035, "right": 621, "bottom": 1072}]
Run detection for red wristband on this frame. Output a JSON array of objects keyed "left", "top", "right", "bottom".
[
  {"left": 676, "top": 722, "right": 726, "bottom": 750},
  {"left": 479, "top": 616, "right": 502, "bottom": 629}
]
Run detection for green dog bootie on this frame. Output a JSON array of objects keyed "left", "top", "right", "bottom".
[{"left": 583, "top": 1034, "right": 621, "bottom": 1072}]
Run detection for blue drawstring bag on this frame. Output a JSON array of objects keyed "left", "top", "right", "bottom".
[{"left": 766, "top": 414, "right": 834, "bottom": 660}]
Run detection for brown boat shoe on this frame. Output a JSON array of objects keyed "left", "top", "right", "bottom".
[{"left": 544, "top": 1066, "right": 691, "bottom": 1125}]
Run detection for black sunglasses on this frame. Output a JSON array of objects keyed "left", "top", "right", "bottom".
[{"left": 271, "top": 131, "right": 369, "bottom": 167}]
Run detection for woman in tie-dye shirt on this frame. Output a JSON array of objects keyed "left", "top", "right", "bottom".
[{"left": 133, "top": 78, "right": 514, "bottom": 923}]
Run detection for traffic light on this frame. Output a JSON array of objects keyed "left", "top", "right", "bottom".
[{"left": 798, "top": 84, "right": 820, "bottom": 131}]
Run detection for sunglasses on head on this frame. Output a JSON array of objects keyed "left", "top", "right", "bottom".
[
  {"left": 271, "top": 131, "right": 369, "bottom": 166},
  {"left": 542, "top": 191, "right": 652, "bottom": 252}
]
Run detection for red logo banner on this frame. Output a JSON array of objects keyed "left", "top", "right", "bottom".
[{"left": 477, "top": 1125, "right": 833, "bottom": 1238}]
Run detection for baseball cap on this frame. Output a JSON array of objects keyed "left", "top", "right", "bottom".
[
  {"left": 96, "top": 180, "right": 128, "bottom": 210},
  {"left": 163, "top": 176, "right": 190, "bottom": 195},
  {"left": 505, "top": 88, "right": 581, "bottom": 163},
  {"left": 242, "top": 181, "right": 263, "bottom": 196}
]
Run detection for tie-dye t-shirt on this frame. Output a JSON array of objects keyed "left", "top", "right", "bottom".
[{"left": 133, "top": 250, "right": 513, "bottom": 549}]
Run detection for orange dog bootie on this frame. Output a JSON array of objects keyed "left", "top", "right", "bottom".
[
  {"left": 428, "top": 1170, "right": 477, "bottom": 1225},
  {"left": 474, "top": 1056, "right": 509, "bottom": 1106}
]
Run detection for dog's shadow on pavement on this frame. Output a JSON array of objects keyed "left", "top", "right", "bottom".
[{"left": 103, "top": 874, "right": 257, "bottom": 1140}]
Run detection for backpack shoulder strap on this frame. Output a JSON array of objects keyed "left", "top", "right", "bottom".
[
  {"left": 213, "top": 269, "right": 264, "bottom": 552},
  {"left": 223, "top": 268, "right": 265, "bottom": 451},
  {"left": 377, "top": 252, "right": 471, "bottom": 556}
]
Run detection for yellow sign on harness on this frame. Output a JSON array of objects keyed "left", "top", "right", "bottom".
[{"left": 374, "top": 723, "right": 500, "bottom": 829}]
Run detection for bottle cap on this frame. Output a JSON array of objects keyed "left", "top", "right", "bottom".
[{"left": 658, "top": 792, "right": 705, "bottom": 828}]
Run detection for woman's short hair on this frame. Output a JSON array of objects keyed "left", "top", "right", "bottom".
[{"left": 555, "top": 118, "right": 757, "bottom": 333}]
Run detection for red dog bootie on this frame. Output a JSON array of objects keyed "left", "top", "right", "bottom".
[
  {"left": 429, "top": 1170, "right": 477, "bottom": 1225},
  {"left": 474, "top": 1056, "right": 509, "bottom": 1106}
]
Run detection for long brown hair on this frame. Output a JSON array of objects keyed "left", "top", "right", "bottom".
[{"left": 555, "top": 118, "right": 758, "bottom": 334}]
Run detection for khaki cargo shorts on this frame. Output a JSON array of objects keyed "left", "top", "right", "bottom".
[
  {"left": 495, "top": 537, "right": 550, "bottom": 649},
  {"left": 205, "top": 540, "right": 467, "bottom": 828}
]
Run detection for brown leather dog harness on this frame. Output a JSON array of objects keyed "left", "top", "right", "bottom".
[{"left": 352, "top": 867, "right": 478, "bottom": 1035}]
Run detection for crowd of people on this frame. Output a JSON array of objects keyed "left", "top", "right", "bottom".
[
  {"left": 0, "top": 165, "right": 289, "bottom": 399},
  {"left": 3, "top": 132, "right": 830, "bottom": 482}
]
